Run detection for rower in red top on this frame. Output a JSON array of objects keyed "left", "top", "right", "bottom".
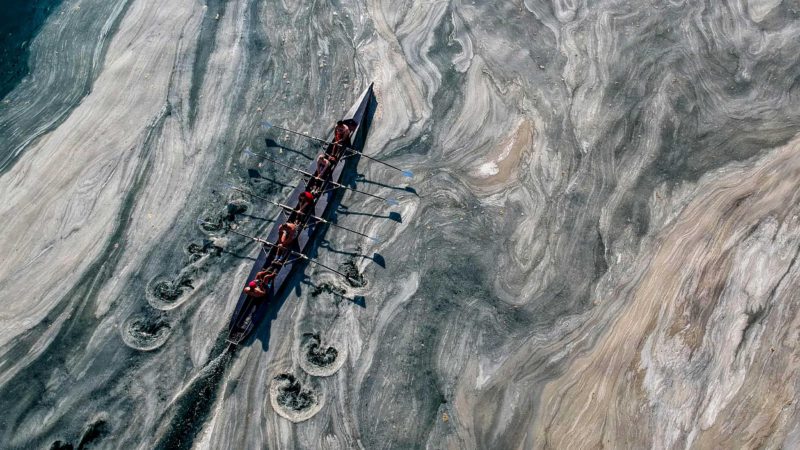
[
  {"left": 296, "top": 190, "right": 315, "bottom": 215},
  {"left": 243, "top": 265, "right": 279, "bottom": 298},
  {"left": 244, "top": 279, "right": 267, "bottom": 297}
]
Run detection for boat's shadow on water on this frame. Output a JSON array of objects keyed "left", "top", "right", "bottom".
[{"left": 247, "top": 283, "right": 294, "bottom": 353}]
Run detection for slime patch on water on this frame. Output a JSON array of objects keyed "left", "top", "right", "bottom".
[
  {"left": 269, "top": 373, "right": 325, "bottom": 422},
  {"left": 146, "top": 275, "right": 194, "bottom": 310},
  {"left": 298, "top": 333, "right": 347, "bottom": 377},
  {"left": 120, "top": 313, "right": 171, "bottom": 351}
]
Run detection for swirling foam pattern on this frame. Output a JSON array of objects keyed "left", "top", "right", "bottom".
[{"left": 2, "top": 0, "right": 800, "bottom": 448}]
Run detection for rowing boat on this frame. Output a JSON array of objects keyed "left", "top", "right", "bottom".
[{"left": 226, "top": 83, "right": 374, "bottom": 345}]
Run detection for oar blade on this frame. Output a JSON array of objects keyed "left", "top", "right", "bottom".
[
  {"left": 261, "top": 120, "right": 273, "bottom": 129},
  {"left": 386, "top": 197, "right": 400, "bottom": 206},
  {"left": 369, "top": 236, "right": 382, "bottom": 243},
  {"left": 402, "top": 170, "right": 414, "bottom": 178}
]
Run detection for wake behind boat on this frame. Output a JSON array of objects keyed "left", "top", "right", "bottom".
[{"left": 218, "top": 83, "right": 391, "bottom": 345}]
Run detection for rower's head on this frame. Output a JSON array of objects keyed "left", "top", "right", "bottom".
[
  {"left": 301, "top": 191, "right": 314, "bottom": 202},
  {"left": 334, "top": 122, "right": 349, "bottom": 138},
  {"left": 248, "top": 280, "right": 258, "bottom": 288}
]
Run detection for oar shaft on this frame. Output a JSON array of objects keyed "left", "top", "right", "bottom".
[
  {"left": 270, "top": 124, "right": 329, "bottom": 146},
  {"left": 229, "top": 185, "right": 379, "bottom": 241},
  {"left": 229, "top": 185, "right": 294, "bottom": 214},
  {"left": 264, "top": 121, "right": 412, "bottom": 176},
  {"left": 324, "top": 220, "right": 376, "bottom": 240},
  {"left": 301, "top": 256, "right": 351, "bottom": 279},
  {"left": 333, "top": 179, "right": 389, "bottom": 202},
  {"left": 340, "top": 147, "right": 407, "bottom": 175},
  {"left": 221, "top": 226, "right": 271, "bottom": 246},
  {"left": 250, "top": 151, "right": 395, "bottom": 203},
  {"left": 205, "top": 221, "right": 352, "bottom": 279},
  {"left": 259, "top": 153, "right": 316, "bottom": 179}
]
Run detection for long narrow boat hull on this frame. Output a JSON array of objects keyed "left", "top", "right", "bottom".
[{"left": 227, "top": 83, "right": 374, "bottom": 345}]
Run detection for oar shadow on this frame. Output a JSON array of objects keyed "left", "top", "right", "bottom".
[
  {"left": 218, "top": 249, "right": 259, "bottom": 261},
  {"left": 354, "top": 173, "right": 418, "bottom": 196},
  {"left": 318, "top": 239, "right": 386, "bottom": 268},
  {"left": 298, "top": 276, "right": 368, "bottom": 308},
  {"left": 237, "top": 213, "right": 274, "bottom": 223},
  {"left": 265, "top": 138, "right": 313, "bottom": 160},
  {"left": 246, "top": 168, "right": 294, "bottom": 189},
  {"left": 337, "top": 203, "right": 402, "bottom": 223}
]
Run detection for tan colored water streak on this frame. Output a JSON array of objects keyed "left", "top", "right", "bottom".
[{"left": 534, "top": 135, "right": 800, "bottom": 448}]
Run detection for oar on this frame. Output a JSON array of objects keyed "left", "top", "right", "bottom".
[
  {"left": 262, "top": 120, "right": 413, "bottom": 178},
  {"left": 224, "top": 184, "right": 381, "bottom": 242},
  {"left": 198, "top": 220, "right": 352, "bottom": 279},
  {"left": 245, "top": 148, "right": 399, "bottom": 206}
]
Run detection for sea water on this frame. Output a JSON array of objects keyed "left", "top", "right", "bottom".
[{"left": 0, "top": 0, "right": 63, "bottom": 100}]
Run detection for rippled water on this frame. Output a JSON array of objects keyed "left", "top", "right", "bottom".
[{"left": 2, "top": 0, "right": 800, "bottom": 448}]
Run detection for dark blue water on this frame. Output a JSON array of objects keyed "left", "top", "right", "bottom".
[{"left": 0, "top": 0, "right": 63, "bottom": 100}]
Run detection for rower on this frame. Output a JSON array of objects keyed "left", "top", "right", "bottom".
[
  {"left": 244, "top": 279, "right": 267, "bottom": 297},
  {"left": 306, "top": 155, "right": 334, "bottom": 194},
  {"left": 313, "top": 153, "right": 335, "bottom": 179},
  {"left": 326, "top": 121, "right": 352, "bottom": 159},
  {"left": 275, "top": 221, "right": 298, "bottom": 259},
  {"left": 296, "top": 190, "right": 315, "bottom": 215},
  {"left": 243, "top": 266, "right": 279, "bottom": 298},
  {"left": 256, "top": 266, "right": 278, "bottom": 285},
  {"left": 244, "top": 278, "right": 267, "bottom": 298},
  {"left": 288, "top": 190, "right": 315, "bottom": 223}
]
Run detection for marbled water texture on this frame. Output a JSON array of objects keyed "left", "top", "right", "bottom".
[{"left": 1, "top": 0, "right": 800, "bottom": 448}]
